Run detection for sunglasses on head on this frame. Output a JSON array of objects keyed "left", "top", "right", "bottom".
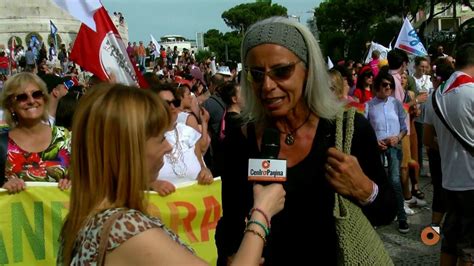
[
  {"left": 165, "top": 99, "right": 181, "bottom": 107},
  {"left": 381, "top": 81, "right": 392, "bottom": 88},
  {"left": 246, "top": 60, "right": 301, "bottom": 84},
  {"left": 14, "top": 90, "right": 44, "bottom": 102}
]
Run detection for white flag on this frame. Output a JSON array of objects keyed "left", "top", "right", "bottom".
[
  {"left": 327, "top": 56, "right": 334, "bottom": 69},
  {"left": 394, "top": 18, "right": 427, "bottom": 56},
  {"left": 51, "top": 0, "right": 102, "bottom": 32},
  {"left": 150, "top": 34, "right": 161, "bottom": 57},
  {"left": 364, "top": 42, "right": 391, "bottom": 64}
]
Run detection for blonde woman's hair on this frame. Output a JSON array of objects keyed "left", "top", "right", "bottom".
[
  {"left": 328, "top": 69, "right": 345, "bottom": 100},
  {"left": 60, "top": 84, "right": 171, "bottom": 264},
  {"left": 0, "top": 72, "right": 50, "bottom": 127},
  {"left": 240, "top": 16, "right": 343, "bottom": 123}
]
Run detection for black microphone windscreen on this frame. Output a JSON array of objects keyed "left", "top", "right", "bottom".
[{"left": 261, "top": 128, "right": 280, "bottom": 159}]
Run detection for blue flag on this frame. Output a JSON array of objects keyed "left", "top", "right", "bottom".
[
  {"left": 50, "top": 20, "right": 58, "bottom": 35},
  {"left": 394, "top": 18, "right": 427, "bottom": 56}
]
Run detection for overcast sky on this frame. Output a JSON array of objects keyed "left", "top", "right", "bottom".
[{"left": 101, "top": 0, "right": 322, "bottom": 42}]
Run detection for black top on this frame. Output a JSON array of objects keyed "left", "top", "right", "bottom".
[{"left": 215, "top": 113, "right": 396, "bottom": 265}]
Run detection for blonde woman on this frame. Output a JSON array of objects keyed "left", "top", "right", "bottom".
[
  {"left": 58, "top": 84, "right": 285, "bottom": 265},
  {"left": 0, "top": 72, "right": 70, "bottom": 193}
]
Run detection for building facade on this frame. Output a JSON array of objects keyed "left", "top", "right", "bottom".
[{"left": 0, "top": 0, "right": 128, "bottom": 50}]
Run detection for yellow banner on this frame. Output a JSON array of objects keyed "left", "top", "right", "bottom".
[{"left": 0, "top": 181, "right": 222, "bottom": 265}]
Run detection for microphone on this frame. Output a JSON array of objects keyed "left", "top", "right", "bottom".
[
  {"left": 260, "top": 128, "right": 280, "bottom": 159},
  {"left": 248, "top": 128, "right": 287, "bottom": 182}
]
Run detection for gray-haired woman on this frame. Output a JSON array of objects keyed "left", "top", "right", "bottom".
[{"left": 215, "top": 16, "right": 397, "bottom": 265}]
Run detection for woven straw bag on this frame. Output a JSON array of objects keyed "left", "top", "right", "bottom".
[{"left": 333, "top": 108, "right": 393, "bottom": 265}]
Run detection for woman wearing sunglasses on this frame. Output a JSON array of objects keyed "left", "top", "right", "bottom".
[
  {"left": 365, "top": 70, "right": 409, "bottom": 233},
  {"left": 58, "top": 84, "right": 285, "bottom": 265},
  {"left": 215, "top": 17, "right": 396, "bottom": 265},
  {"left": 0, "top": 72, "right": 71, "bottom": 193}
]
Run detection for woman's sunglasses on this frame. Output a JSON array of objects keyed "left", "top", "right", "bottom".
[
  {"left": 381, "top": 82, "right": 393, "bottom": 89},
  {"left": 165, "top": 99, "right": 181, "bottom": 107},
  {"left": 247, "top": 61, "right": 301, "bottom": 84},
  {"left": 14, "top": 90, "right": 44, "bottom": 103}
]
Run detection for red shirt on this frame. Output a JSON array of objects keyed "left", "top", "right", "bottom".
[
  {"left": 0, "top": 56, "right": 9, "bottom": 69},
  {"left": 353, "top": 88, "right": 373, "bottom": 104}
]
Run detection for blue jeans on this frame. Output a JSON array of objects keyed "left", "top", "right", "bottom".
[
  {"left": 383, "top": 146, "right": 407, "bottom": 221},
  {"left": 138, "top": 56, "right": 146, "bottom": 68}
]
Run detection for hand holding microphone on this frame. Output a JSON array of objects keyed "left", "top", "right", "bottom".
[
  {"left": 248, "top": 128, "right": 287, "bottom": 182},
  {"left": 253, "top": 183, "right": 286, "bottom": 218}
]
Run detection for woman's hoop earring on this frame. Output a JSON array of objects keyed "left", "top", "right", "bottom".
[{"left": 11, "top": 111, "right": 18, "bottom": 123}]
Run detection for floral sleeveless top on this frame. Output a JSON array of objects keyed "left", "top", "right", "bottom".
[
  {"left": 5, "top": 126, "right": 70, "bottom": 182},
  {"left": 59, "top": 208, "right": 194, "bottom": 265}
]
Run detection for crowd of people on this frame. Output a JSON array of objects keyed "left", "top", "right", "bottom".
[{"left": 0, "top": 15, "right": 472, "bottom": 266}]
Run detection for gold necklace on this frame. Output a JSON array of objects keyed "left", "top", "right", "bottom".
[{"left": 280, "top": 112, "right": 311, "bottom": 145}]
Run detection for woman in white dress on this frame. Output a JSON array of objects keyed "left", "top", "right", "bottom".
[{"left": 150, "top": 84, "right": 213, "bottom": 196}]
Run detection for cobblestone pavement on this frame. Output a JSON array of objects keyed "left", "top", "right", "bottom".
[{"left": 376, "top": 158, "right": 441, "bottom": 266}]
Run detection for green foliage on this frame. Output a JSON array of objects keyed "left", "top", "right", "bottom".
[
  {"left": 25, "top": 32, "right": 43, "bottom": 47},
  {"left": 315, "top": 0, "right": 470, "bottom": 61},
  {"left": 202, "top": 1, "right": 288, "bottom": 63},
  {"left": 195, "top": 49, "right": 213, "bottom": 63},
  {"left": 319, "top": 31, "right": 346, "bottom": 62},
  {"left": 371, "top": 20, "right": 402, "bottom": 47},
  {"left": 8, "top": 36, "right": 22, "bottom": 47},
  {"left": 203, "top": 29, "right": 242, "bottom": 63},
  {"left": 315, "top": 0, "right": 428, "bottom": 61},
  {"left": 223, "top": 31, "right": 243, "bottom": 62},
  {"left": 47, "top": 34, "right": 62, "bottom": 47},
  {"left": 221, "top": 1, "right": 287, "bottom": 33}
]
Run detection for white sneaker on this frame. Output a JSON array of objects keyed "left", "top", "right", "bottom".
[
  {"left": 405, "top": 197, "right": 427, "bottom": 207},
  {"left": 404, "top": 202, "right": 415, "bottom": 216}
]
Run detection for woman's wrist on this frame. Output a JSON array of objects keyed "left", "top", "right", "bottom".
[
  {"left": 245, "top": 211, "right": 271, "bottom": 245},
  {"left": 249, "top": 207, "right": 271, "bottom": 228},
  {"left": 359, "top": 181, "right": 379, "bottom": 206}
]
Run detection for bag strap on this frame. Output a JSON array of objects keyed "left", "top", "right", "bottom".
[
  {"left": 97, "top": 210, "right": 126, "bottom": 266},
  {"left": 333, "top": 108, "right": 356, "bottom": 219},
  {"left": 335, "top": 108, "right": 356, "bottom": 154},
  {"left": 0, "top": 129, "right": 9, "bottom": 186},
  {"left": 431, "top": 92, "right": 474, "bottom": 156}
]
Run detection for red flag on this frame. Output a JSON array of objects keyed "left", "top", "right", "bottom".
[{"left": 69, "top": 7, "right": 147, "bottom": 88}]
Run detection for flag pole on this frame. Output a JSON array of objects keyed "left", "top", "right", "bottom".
[
  {"left": 50, "top": 20, "right": 58, "bottom": 58},
  {"left": 54, "top": 34, "right": 58, "bottom": 54}
]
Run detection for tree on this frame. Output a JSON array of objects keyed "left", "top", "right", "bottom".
[
  {"left": 203, "top": 29, "right": 242, "bottom": 63},
  {"left": 221, "top": 1, "right": 287, "bottom": 34},
  {"left": 201, "top": 1, "right": 289, "bottom": 63},
  {"left": 314, "top": 0, "right": 470, "bottom": 61},
  {"left": 195, "top": 49, "right": 212, "bottom": 63}
]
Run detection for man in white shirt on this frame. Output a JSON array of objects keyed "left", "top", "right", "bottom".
[{"left": 424, "top": 43, "right": 474, "bottom": 265}]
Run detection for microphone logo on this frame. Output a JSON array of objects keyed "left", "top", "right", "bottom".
[
  {"left": 262, "top": 160, "right": 270, "bottom": 169},
  {"left": 248, "top": 158, "right": 287, "bottom": 182}
]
